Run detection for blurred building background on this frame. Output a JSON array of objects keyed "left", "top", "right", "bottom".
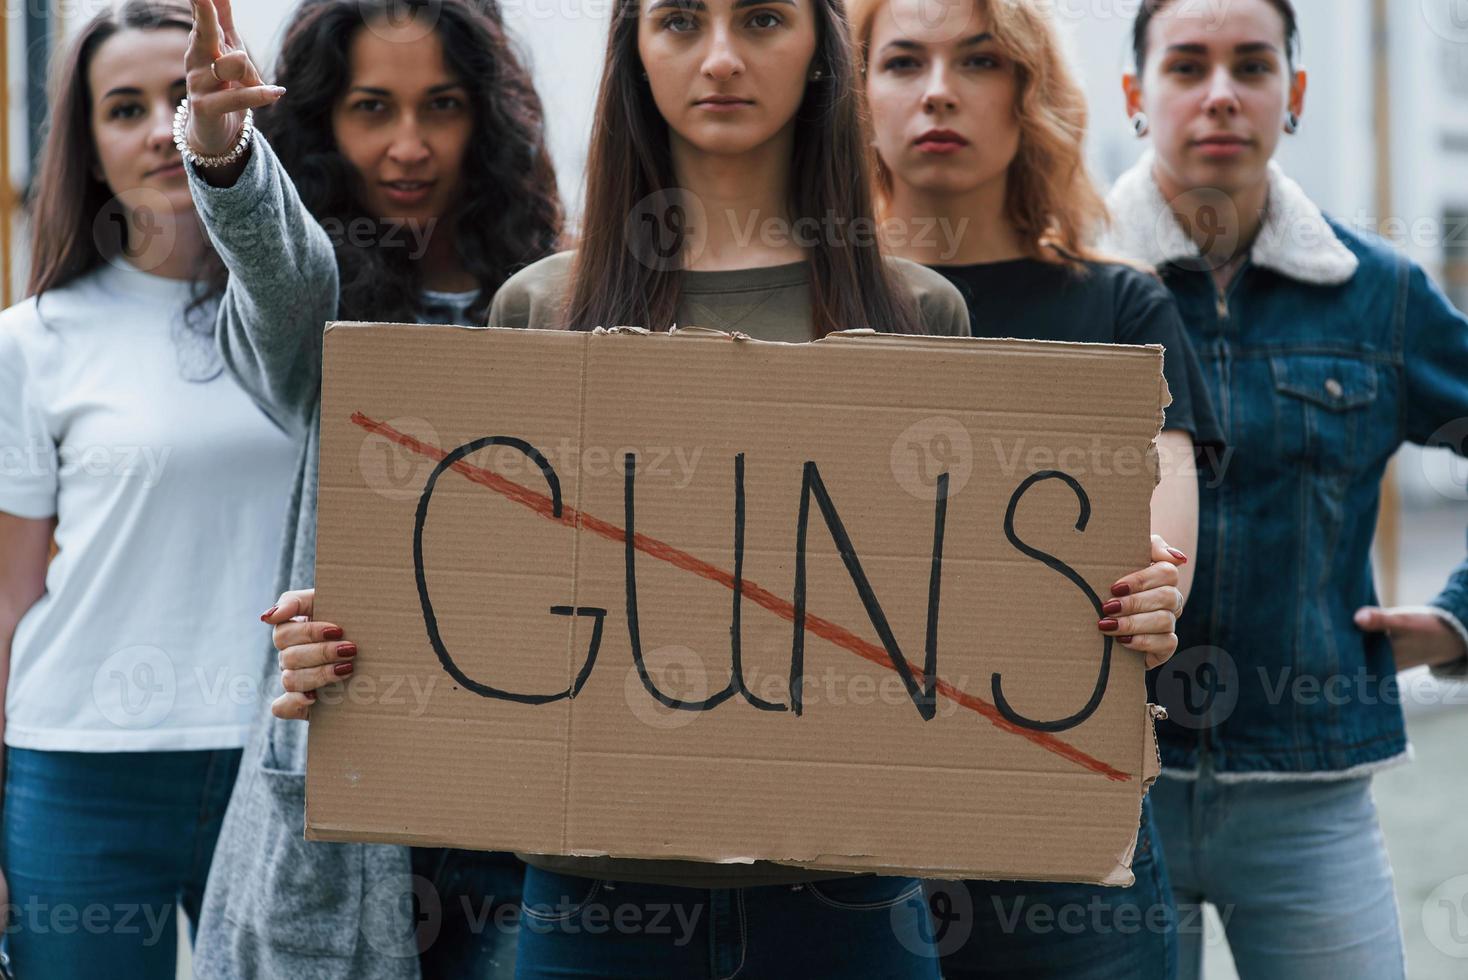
[{"left": 2, "top": 1, "right": 1466, "bottom": 977}]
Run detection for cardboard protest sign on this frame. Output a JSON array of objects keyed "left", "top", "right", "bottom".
[{"left": 306, "top": 324, "right": 1167, "bottom": 885}]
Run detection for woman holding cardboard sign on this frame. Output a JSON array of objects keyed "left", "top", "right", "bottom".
[
  {"left": 0, "top": 3, "right": 296, "bottom": 977},
  {"left": 1106, "top": 0, "right": 1468, "bottom": 976},
  {"left": 854, "top": 0, "right": 1222, "bottom": 975},
  {"left": 179, "top": 0, "right": 561, "bottom": 976},
  {"left": 278, "top": 0, "right": 967, "bottom": 973}
]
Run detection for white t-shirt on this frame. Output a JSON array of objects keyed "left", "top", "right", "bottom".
[{"left": 0, "top": 261, "right": 296, "bottom": 751}]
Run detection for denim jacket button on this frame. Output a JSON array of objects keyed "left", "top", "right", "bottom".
[{"left": 1324, "top": 378, "right": 1344, "bottom": 399}]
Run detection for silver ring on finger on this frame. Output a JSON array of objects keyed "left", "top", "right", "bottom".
[{"left": 211, "top": 59, "right": 222, "bottom": 82}]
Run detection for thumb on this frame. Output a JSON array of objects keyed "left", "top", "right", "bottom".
[
  {"left": 1354, "top": 606, "right": 1391, "bottom": 633},
  {"left": 260, "top": 588, "right": 315, "bottom": 624},
  {"left": 1150, "top": 534, "right": 1189, "bottom": 566}
]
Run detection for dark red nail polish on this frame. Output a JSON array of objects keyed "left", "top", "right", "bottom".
[
  {"left": 1168, "top": 548, "right": 1189, "bottom": 565},
  {"left": 1111, "top": 583, "right": 1131, "bottom": 598},
  {"left": 337, "top": 642, "right": 357, "bottom": 659},
  {"left": 1102, "top": 599, "right": 1124, "bottom": 616},
  {"left": 323, "top": 626, "right": 344, "bottom": 641},
  {"left": 304, "top": 690, "right": 317, "bottom": 701},
  {"left": 259, "top": 605, "right": 278, "bottom": 622},
  {"left": 1118, "top": 636, "right": 1135, "bottom": 644},
  {"left": 333, "top": 662, "right": 354, "bottom": 677},
  {"left": 1098, "top": 618, "right": 1119, "bottom": 631}
]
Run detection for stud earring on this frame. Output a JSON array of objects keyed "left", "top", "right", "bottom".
[
  {"left": 1285, "top": 111, "right": 1300, "bottom": 134},
  {"left": 1130, "top": 112, "right": 1150, "bottom": 138}
]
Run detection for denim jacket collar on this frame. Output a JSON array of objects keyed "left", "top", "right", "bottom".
[{"left": 1104, "top": 151, "right": 1360, "bottom": 287}]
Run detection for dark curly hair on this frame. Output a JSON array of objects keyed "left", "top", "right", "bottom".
[{"left": 258, "top": 0, "right": 562, "bottom": 324}]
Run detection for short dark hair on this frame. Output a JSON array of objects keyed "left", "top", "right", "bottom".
[{"left": 1132, "top": 0, "right": 1299, "bottom": 73}]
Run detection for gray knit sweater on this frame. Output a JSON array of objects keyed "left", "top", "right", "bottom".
[{"left": 187, "top": 134, "right": 445, "bottom": 980}]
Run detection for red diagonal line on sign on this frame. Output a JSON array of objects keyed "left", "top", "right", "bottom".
[{"left": 352, "top": 412, "right": 1132, "bottom": 783}]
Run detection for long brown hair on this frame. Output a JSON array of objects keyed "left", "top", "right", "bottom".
[
  {"left": 262, "top": 0, "right": 562, "bottom": 324},
  {"left": 25, "top": 1, "right": 225, "bottom": 323},
  {"left": 564, "top": 0, "right": 923, "bottom": 337},
  {"left": 849, "top": 0, "right": 1109, "bottom": 266}
]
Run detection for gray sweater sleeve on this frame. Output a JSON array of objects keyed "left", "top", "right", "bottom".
[{"left": 186, "top": 134, "right": 339, "bottom": 437}]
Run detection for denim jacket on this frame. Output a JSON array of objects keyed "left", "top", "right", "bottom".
[{"left": 1105, "top": 154, "right": 1468, "bottom": 779}]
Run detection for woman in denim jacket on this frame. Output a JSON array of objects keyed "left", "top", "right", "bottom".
[{"left": 1105, "top": 0, "right": 1468, "bottom": 977}]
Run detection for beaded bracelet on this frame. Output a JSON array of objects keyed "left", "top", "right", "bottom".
[{"left": 171, "top": 99, "right": 255, "bottom": 169}]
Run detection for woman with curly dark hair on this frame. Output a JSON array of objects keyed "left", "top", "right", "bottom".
[{"left": 177, "top": 0, "right": 561, "bottom": 977}]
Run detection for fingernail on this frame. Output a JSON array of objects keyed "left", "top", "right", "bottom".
[
  {"left": 259, "top": 605, "right": 278, "bottom": 622},
  {"left": 1118, "top": 636, "right": 1135, "bottom": 644},
  {"left": 1102, "top": 599, "right": 1124, "bottom": 616},
  {"left": 304, "top": 690, "right": 317, "bottom": 702},
  {"left": 1168, "top": 548, "right": 1189, "bottom": 564},
  {"left": 336, "top": 642, "right": 357, "bottom": 659},
  {"left": 1111, "top": 583, "right": 1131, "bottom": 598},
  {"left": 333, "top": 662, "right": 355, "bottom": 677},
  {"left": 1098, "top": 618, "right": 1119, "bottom": 631},
  {"left": 323, "top": 626, "right": 344, "bottom": 641}
]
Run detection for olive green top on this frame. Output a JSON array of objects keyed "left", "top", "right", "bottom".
[{"left": 488, "top": 249, "right": 971, "bottom": 340}]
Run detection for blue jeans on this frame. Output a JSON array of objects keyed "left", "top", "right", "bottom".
[
  {"left": 932, "top": 795, "right": 1176, "bottom": 978},
  {"left": 1151, "top": 768, "right": 1406, "bottom": 979},
  {"left": 515, "top": 867, "right": 941, "bottom": 978},
  {"left": 0, "top": 746, "right": 241, "bottom": 980},
  {"left": 411, "top": 846, "right": 524, "bottom": 979}
]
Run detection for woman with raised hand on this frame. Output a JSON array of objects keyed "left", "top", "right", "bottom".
[
  {"left": 0, "top": 3, "right": 295, "bottom": 976},
  {"left": 274, "top": 0, "right": 970, "bottom": 973},
  {"left": 854, "top": 0, "right": 1222, "bottom": 974},
  {"left": 1108, "top": 0, "right": 1468, "bottom": 976},
  {"left": 179, "top": 0, "right": 561, "bottom": 976}
]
